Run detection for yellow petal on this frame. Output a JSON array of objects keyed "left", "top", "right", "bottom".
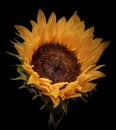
[
  {"left": 27, "top": 73, "right": 51, "bottom": 93},
  {"left": 67, "top": 11, "right": 81, "bottom": 28},
  {"left": 63, "top": 87, "right": 75, "bottom": 97},
  {"left": 56, "top": 17, "right": 66, "bottom": 43},
  {"left": 60, "top": 84, "right": 82, "bottom": 100},
  {"left": 27, "top": 74, "right": 40, "bottom": 86},
  {"left": 78, "top": 39, "right": 110, "bottom": 70},
  {"left": 36, "top": 9, "right": 46, "bottom": 43},
  {"left": 81, "top": 83, "right": 97, "bottom": 93},
  {"left": 15, "top": 25, "right": 32, "bottom": 42},
  {"left": 52, "top": 82, "right": 68, "bottom": 89},
  {"left": 30, "top": 20, "right": 37, "bottom": 28},
  {"left": 30, "top": 20, "right": 38, "bottom": 37},
  {"left": 37, "top": 9, "right": 46, "bottom": 25},
  {"left": 14, "top": 43, "right": 24, "bottom": 56},
  {"left": 22, "top": 63, "right": 36, "bottom": 75},
  {"left": 65, "top": 93, "right": 82, "bottom": 99},
  {"left": 49, "top": 86, "right": 59, "bottom": 98},
  {"left": 40, "top": 82, "right": 52, "bottom": 90},
  {"left": 39, "top": 78, "right": 52, "bottom": 83},
  {"left": 77, "top": 65, "right": 106, "bottom": 84},
  {"left": 14, "top": 43, "right": 33, "bottom": 63},
  {"left": 49, "top": 96, "right": 60, "bottom": 108},
  {"left": 83, "top": 26, "right": 94, "bottom": 39},
  {"left": 44, "top": 12, "right": 57, "bottom": 42}
]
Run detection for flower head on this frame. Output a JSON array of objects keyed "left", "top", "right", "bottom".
[{"left": 11, "top": 9, "right": 109, "bottom": 108}]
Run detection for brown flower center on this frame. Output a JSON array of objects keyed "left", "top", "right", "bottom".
[{"left": 31, "top": 43, "right": 81, "bottom": 83}]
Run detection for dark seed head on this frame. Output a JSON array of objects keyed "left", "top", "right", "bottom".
[{"left": 31, "top": 43, "right": 81, "bottom": 84}]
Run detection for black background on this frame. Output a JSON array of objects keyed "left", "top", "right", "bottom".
[{"left": 0, "top": 0, "right": 114, "bottom": 129}]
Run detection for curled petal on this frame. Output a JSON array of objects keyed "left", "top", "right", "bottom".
[{"left": 49, "top": 96, "right": 60, "bottom": 108}]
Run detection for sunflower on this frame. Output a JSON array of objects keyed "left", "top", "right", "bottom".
[{"left": 11, "top": 9, "right": 109, "bottom": 108}]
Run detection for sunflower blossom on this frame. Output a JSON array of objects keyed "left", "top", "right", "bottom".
[{"left": 9, "top": 9, "right": 109, "bottom": 129}]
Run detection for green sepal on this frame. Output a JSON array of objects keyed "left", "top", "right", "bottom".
[
  {"left": 10, "top": 65, "right": 29, "bottom": 81},
  {"left": 19, "top": 82, "right": 41, "bottom": 100},
  {"left": 40, "top": 95, "right": 51, "bottom": 110},
  {"left": 60, "top": 99, "right": 69, "bottom": 114},
  {"left": 80, "top": 96, "right": 88, "bottom": 103},
  {"left": 6, "top": 52, "right": 23, "bottom": 62},
  {"left": 83, "top": 93, "right": 89, "bottom": 97}
]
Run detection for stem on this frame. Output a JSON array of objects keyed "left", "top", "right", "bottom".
[
  {"left": 47, "top": 100, "right": 69, "bottom": 130},
  {"left": 48, "top": 110, "right": 64, "bottom": 130},
  {"left": 48, "top": 112, "right": 57, "bottom": 130}
]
